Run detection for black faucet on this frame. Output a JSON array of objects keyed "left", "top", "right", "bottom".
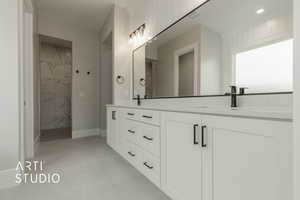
[
  {"left": 230, "top": 86, "right": 237, "bottom": 108},
  {"left": 137, "top": 95, "right": 141, "bottom": 106}
]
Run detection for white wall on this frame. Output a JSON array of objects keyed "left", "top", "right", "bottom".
[
  {"left": 113, "top": 6, "right": 131, "bottom": 105},
  {"left": 99, "top": 8, "right": 114, "bottom": 131},
  {"left": 294, "top": 0, "right": 299, "bottom": 199},
  {"left": 200, "top": 26, "right": 222, "bottom": 95},
  {"left": 133, "top": 46, "right": 146, "bottom": 97},
  {"left": 0, "top": 0, "right": 22, "bottom": 187},
  {"left": 38, "top": 12, "right": 99, "bottom": 132},
  {"left": 98, "top": 5, "right": 131, "bottom": 135},
  {"left": 0, "top": 0, "right": 20, "bottom": 170}
]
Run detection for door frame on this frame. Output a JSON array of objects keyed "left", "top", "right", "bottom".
[
  {"left": 174, "top": 43, "right": 199, "bottom": 96},
  {"left": 23, "top": 0, "right": 35, "bottom": 160},
  {"left": 99, "top": 31, "right": 113, "bottom": 134}
]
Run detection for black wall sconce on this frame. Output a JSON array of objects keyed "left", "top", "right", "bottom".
[{"left": 116, "top": 75, "right": 125, "bottom": 84}]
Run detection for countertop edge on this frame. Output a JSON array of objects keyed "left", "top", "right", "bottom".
[{"left": 106, "top": 104, "right": 293, "bottom": 122}]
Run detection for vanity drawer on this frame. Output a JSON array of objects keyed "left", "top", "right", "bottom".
[
  {"left": 122, "top": 119, "right": 139, "bottom": 144},
  {"left": 139, "top": 149, "right": 161, "bottom": 187},
  {"left": 124, "top": 109, "right": 137, "bottom": 120},
  {"left": 137, "top": 123, "right": 160, "bottom": 157},
  {"left": 137, "top": 110, "right": 160, "bottom": 126},
  {"left": 123, "top": 141, "right": 140, "bottom": 166}
]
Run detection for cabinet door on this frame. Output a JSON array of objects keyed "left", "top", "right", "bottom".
[
  {"left": 161, "top": 112, "right": 203, "bottom": 200},
  {"left": 107, "top": 108, "right": 117, "bottom": 149},
  {"left": 204, "top": 117, "right": 292, "bottom": 200}
]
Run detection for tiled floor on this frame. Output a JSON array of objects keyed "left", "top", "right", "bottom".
[{"left": 0, "top": 137, "right": 170, "bottom": 200}]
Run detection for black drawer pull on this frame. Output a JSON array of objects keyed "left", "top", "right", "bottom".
[
  {"left": 143, "top": 136, "right": 153, "bottom": 141},
  {"left": 127, "top": 113, "right": 135, "bottom": 116},
  {"left": 142, "top": 115, "right": 153, "bottom": 119},
  {"left": 143, "top": 162, "right": 154, "bottom": 169},
  {"left": 128, "top": 152, "right": 136, "bottom": 157},
  {"left": 128, "top": 130, "right": 135, "bottom": 134},
  {"left": 112, "top": 111, "right": 116, "bottom": 120},
  {"left": 193, "top": 124, "right": 199, "bottom": 145},
  {"left": 201, "top": 125, "right": 207, "bottom": 148}
]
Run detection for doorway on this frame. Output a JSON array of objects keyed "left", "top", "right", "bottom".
[
  {"left": 174, "top": 43, "right": 199, "bottom": 96},
  {"left": 39, "top": 35, "right": 72, "bottom": 142},
  {"left": 178, "top": 51, "right": 195, "bottom": 96},
  {"left": 100, "top": 32, "right": 113, "bottom": 135},
  {"left": 145, "top": 59, "right": 158, "bottom": 98}
]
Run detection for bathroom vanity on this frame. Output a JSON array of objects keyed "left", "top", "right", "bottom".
[
  {"left": 106, "top": 0, "right": 294, "bottom": 199},
  {"left": 107, "top": 105, "right": 292, "bottom": 200}
]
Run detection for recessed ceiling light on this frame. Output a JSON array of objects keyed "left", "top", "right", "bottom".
[{"left": 256, "top": 8, "right": 265, "bottom": 15}]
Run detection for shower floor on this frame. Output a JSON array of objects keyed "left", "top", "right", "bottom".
[{"left": 40, "top": 127, "right": 72, "bottom": 142}]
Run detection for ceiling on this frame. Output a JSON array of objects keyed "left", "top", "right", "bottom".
[{"left": 34, "top": 0, "right": 126, "bottom": 32}]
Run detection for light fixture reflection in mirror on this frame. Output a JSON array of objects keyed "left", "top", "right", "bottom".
[{"left": 129, "top": 24, "right": 146, "bottom": 44}]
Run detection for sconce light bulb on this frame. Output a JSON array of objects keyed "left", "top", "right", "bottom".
[{"left": 129, "top": 34, "right": 133, "bottom": 43}]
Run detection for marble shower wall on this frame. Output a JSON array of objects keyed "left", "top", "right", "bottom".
[{"left": 40, "top": 42, "right": 72, "bottom": 130}]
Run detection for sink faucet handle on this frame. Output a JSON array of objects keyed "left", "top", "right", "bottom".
[
  {"left": 239, "top": 87, "right": 248, "bottom": 95},
  {"left": 229, "top": 86, "right": 238, "bottom": 108},
  {"left": 229, "top": 85, "right": 237, "bottom": 94},
  {"left": 137, "top": 94, "right": 141, "bottom": 106}
]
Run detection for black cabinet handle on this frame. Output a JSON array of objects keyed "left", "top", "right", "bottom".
[
  {"left": 193, "top": 124, "right": 199, "bottom": 145},
  {"left": 127, "top": 113, "right": 135, "bottom": 116},
  {"left": 201, "top": 125, "right": 207, "bottom": 147},
  {"left": 143, "top": 162, "right": 154, "bottom": 170},
  {"left": 128, "top": 152, "right": 136, "bottom": 157},
  {"left": 128, "top": 130, "right": 135, "bottom": 134},
  {"left": 142, "top": 115, "right": 152, "bottom": 119},
  {"left": 112, "top": 111, "right": 116, "bottom": 120},
  {"left": 143, "top": 136, "right": 153, "bottom": 141}
]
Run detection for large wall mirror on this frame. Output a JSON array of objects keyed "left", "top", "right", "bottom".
[{"left": 133, "top": 0, "right": 293, "bottom": 99}]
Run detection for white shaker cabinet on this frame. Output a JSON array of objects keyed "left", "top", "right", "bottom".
[
  {"left": 107, "top": 106, "right": 292, "bottom": 200},
  {"left": 160, "top": 111, "right": 292, "bottom": 200},
  {"left": 204, "top": 116, "right": 293, "bottom": 200},
  {"left": 161, "top": 112, "right": 205, "bottom": 200}
]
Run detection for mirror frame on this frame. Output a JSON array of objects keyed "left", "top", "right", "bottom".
[{"left": 132, "top": 0, "right": 293, "bottom": 100}]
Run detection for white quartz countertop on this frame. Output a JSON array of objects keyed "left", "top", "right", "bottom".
[{"left": 107, "top": 104, "right": 293, "bottom": 121}]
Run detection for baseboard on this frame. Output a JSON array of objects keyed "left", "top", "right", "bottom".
[
  {"left": 72, "top": 128, "right": 100, "bottom": 139},
  {"left": 0, "top": 168, "right": 18, "bottom": 189},
  {"left": 99, "top": 129, "right": 107, "bottom": 138}
]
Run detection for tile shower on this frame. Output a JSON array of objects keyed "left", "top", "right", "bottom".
[{"left": 40, "top": 41, "right": 72, "bottom": 141}]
